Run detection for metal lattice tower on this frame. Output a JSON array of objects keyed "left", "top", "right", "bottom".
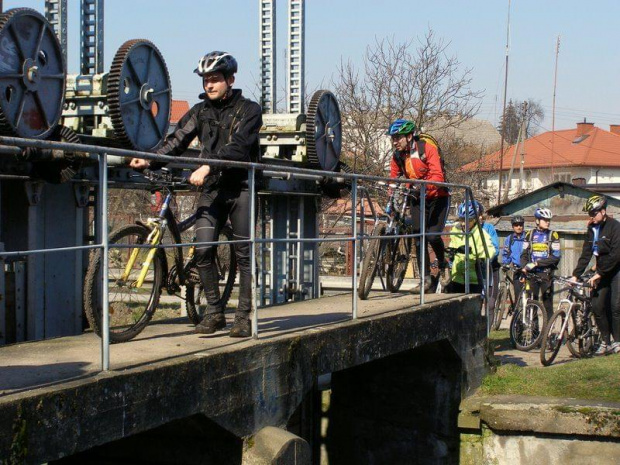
[
  {"left": 44, "top": 0, "right": 68, "bottom": 64},
  {"left": 286, "top": 0, "right": 305, "bottom": 114},
  {"left": 259, "top": 0, "right": 276, "bottom": 114},
  {"left": 80, "top": 0, "right": 104, "bottom": 75}
]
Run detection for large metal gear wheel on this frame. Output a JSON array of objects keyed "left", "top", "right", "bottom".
[
  {"left": 0, "top": 8, "right": 66, "bottom": 139},
  {"left": 107, "top": 39, "right": 171, "bottom": 151},
  {"left": 306, "top": 90, "right": 342, "bottom": 171}
]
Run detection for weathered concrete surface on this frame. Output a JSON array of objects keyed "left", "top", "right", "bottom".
[
  {"left": 459, "top": 395, "right": 620, "bottom": 464},
  {"left": 242, "top": 426, "right": 310, "bottom": 465},
  {"left": 0, "top": 292, "right": 486, "bottom": 464}
]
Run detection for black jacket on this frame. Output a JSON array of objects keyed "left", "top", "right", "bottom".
[
  {"left": 157, "top": 89, "right": 262, "bottom": 189},
  {"left": 573, "top": 216, "right": 620, "bottom": 281}
]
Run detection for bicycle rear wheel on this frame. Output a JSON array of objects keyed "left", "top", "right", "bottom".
[
  {"left": 510, "top": 299, "right": 547, "bottom": 351},
  {"left": 579, "top": 312, "right": 602, "bottom": 357},
  {"left": 83, "top": 224, "right": 164, "bottom": 343},
  {"left": 493, "top": 284, "right": 512, "bottom": 331},
  {"left": 540, "top": 310, "right": 567, "bottom": 366},
  {"left": 186, "top": 225, "right": 237, "bottom": 325},
  {"left": 386, "top": 236, "right": 412, "bottom": 292},
  {"left": 358, "top": 224, "right": 386, "bottom": 300}
]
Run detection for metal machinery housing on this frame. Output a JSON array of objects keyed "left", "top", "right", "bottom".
[{"left": 0, "top": 0, "right": 346, "bottom": 344}]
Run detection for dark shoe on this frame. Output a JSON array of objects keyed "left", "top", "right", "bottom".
[
  {"left": 195, "top": 313, "right": 226, "bottom": 334},
  {"left": 229, "top": 315, "right": 251, "bottom": 338}
]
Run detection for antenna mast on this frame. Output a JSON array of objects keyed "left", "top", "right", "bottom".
[
  {"left": 551, "top": 35, "right": 560, "bottom": 179},
  {"left": 497, "top": 0, "right": 511, "bottom": 205}
]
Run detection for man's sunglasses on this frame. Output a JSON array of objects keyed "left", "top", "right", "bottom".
[
  {"left": 588, "top": 209, "right": 602, "bottom": 217},
  {"left": 512, "top": 223, "right": 524, "bottom": 227}
]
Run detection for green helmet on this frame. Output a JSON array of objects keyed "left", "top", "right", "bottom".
[
  {"left": 584, "top": 195, "right": 607, "bottom": 213},
  {"left": 387, "top": 119, "right": 416, "bottom": 136}
]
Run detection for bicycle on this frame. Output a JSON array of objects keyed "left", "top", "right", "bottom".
[
  {"left": 509, "top": 271, "right": 548, "bottom": 351},
  {"left": 83, "top": 169, "right": 237, "bottom": 343},
  {"left": 358, "top": 182, "right": 419, "bottom": 300},
  {"left": 540, "top": 275, "right": 601, "bottom": 366},
  {"left": 492, "top": 264, "right": 519, "bottom": 330}
]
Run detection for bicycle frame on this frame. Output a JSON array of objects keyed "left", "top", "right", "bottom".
[{"left": 119, "top": 186, "right": 199, "bottom": 291}]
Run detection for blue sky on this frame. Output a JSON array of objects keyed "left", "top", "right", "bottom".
[{"left": 5, "top": 0, "right": 620, "bottom": 131}]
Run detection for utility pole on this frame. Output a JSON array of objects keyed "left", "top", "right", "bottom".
[
  {"left": 497, "top": 0, "right": 511, "bottom": 205},
  {"left": 551, "top": 35, "right": 560, "bottom": 179}
]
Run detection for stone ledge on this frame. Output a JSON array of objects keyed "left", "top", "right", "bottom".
[{"left": 460, "top": 394, "right": 620, "bottom": 438}]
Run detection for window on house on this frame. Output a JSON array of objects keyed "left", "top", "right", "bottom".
[{"left": 553, "top": 172, "right": 571, "bottom": 183}]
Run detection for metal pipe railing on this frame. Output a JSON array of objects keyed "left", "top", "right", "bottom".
[{"left": 0, "top": 135, "right": 493, "bottom": 371}]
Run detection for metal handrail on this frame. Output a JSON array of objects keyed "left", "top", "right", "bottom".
[{"left": 0, "top": 135, "right": 493, "bottom": 370}]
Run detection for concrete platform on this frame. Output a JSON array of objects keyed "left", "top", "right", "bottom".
[
  {"left": 0, "top": 291, "right": 487, "bottom": 464},
  {"left": 0, "top": 291, "right": 458, "bottom": 395}
]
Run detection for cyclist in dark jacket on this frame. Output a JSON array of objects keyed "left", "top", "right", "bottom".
[
  {"left": 130, "top": 51, "right": 262, "bottom": 338},
  {"left": 570, "top": 195, "right": 620, "bottom": 355}
]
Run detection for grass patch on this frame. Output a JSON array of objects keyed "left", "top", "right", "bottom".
[{"left": 481, "top": 349, "right": 620, "bottom": 403}]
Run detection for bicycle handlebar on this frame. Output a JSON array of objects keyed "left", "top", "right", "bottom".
[{"left": 136, "top": 168, "right": 191, "bottom": 187}]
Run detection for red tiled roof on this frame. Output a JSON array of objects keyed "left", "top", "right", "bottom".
[
  {"left": 170, "top": 100, "right": 190, "bottom": 124},
  {"left": 461, "top": 126, "right": 620, "bottom": 172}
]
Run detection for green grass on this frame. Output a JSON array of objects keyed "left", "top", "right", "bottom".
[{"left": 483, "top": 330, "right": 620, "bottom": 403}]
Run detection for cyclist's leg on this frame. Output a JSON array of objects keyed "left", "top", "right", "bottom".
[
  {"left": 195, "top": 189, "right": 227, "bottom": 314},
  {"left": 540, "top": 274, "right": 554, "bottom": 319},
  {"left": 592, "top": 284, "right": 612, "bottom": 346},
  {"left": 611, "top": 271, "right": 620, "bottom": 347},
  {"left": 426, "top": 195, "right": 450, "bottom": 270},
  {"left": 227, "top": 189, "right": 252, "bottom": 319}
]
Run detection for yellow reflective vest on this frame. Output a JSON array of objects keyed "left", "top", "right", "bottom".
[{"left": 448, "top": 223, "right": 496, "bottom": 285}]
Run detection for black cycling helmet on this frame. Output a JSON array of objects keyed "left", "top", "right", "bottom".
[
  {"left": 195, "top": 51, "right": 238, "bottom": 77},
  {"left": 511, "top": 215, "right": 524, "bottom": 225}
]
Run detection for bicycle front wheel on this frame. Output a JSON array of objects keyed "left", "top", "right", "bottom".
[
  {"left": 386, "top": 236, "right": 412, "bottom": 292},
  {"left": 83, "top": 224, "right": 164, "bottom": 343},
  {"left": 186, "top": 225, "right": 238, "bottom": 325},
  {"left": 358, "top": 224, "right": 386, "bottom": 300},
  {"left": 510, "top": 299, "right": 547, "bottom": 351},
  {"left": 540, "top": 310, "right": 567, "bottom": 366}
]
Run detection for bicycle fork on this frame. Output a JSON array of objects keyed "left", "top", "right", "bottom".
[{"left": 121, "top": 222, "right": 164, "bottom": 289}]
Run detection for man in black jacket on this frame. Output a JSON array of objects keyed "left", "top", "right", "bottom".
[
  {"left": 130, "top": 51, "right": 262, "bottom": 338},
  {"left": 571, "top": 195, "right": 620, "bottom": 355}
]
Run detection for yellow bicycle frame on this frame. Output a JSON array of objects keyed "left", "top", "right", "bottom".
[{"left": 120, "top": 221, "right": 163, "bottom": 288}]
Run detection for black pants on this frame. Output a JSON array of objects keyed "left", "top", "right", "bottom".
[
  {"left": 448, "top": 282, "right": 483, "bottom": 294},
  {"left": 591, "top": 271, "right": 620, "bottom": 345},
  {"left": 195, "top": 188, "right": 252, "bottom": 317},
  {"left": 410, "top": 195, "right": 450, "bottom": 276},
  {"left": 529, "top": 272, "right": 554, "bottom": 319}
]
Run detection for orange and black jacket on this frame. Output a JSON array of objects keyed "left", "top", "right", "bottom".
[{"left": 390, "top": 141, "right": 448, "bottom": 200}]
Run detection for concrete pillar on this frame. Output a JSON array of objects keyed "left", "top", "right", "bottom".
[{"left": 243, "top": 426, "right": 310, "bottom": 465}]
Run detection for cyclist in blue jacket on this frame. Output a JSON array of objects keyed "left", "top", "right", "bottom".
[
  {"left": 520, "top": 208, "right": 561, "bottom": 318},
  {"left": 502, "top": 215, "right": 526, "bottom": 300}
]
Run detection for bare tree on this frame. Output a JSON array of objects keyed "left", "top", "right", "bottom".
[{"left": 334, "top": 30, "right": 483, "bottom": 176}]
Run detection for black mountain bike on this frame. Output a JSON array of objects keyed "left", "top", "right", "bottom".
[
  {"left": 358, "top": 182, "right": 418, "bottom": 300},
  {"left": 83, "top": 169, "right": 237, "bottom": 343},
  {"left": 492, "top": 264, "right": 519, "bottom": 330},
  {"left": 540, "top": 275, "right": 601, "bottom": 366}
]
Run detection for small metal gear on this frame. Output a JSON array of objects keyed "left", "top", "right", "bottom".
[
  {"left": 107, "top": 39, "right": 172, "bottom": 151},
  {"left": 306, "top": 90, "right": 342, "bottom": 171},
  {"left": 30, "top": 125, "right": 82, "bottom": 183},
  {"left": 0, "top": 8, "right": 66, "bottom": 139}
]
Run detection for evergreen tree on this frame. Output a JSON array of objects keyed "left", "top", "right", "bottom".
[{"left": 497, "top": 99, "right": 520, "bottom": 144}]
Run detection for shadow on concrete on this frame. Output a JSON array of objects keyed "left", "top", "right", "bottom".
[{"left": 0, "top": 362, "right": 96, "bottom": 395}]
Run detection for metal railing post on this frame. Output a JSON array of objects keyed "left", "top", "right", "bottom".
[
  {"left": 351, "top": 178, "right": 358, "bottom": 319},
  {"left": 485, "top": 257, "right": 491, "bottom": 334},
  {"left": 99, "top": 152, "right": 109, "bottom": 370},
  {"left": 249, "top": 167, "right": 258, "bottom": 338},
  {"left": 464, "top": 190, "right": 470, "bottom": 294},
  {"left": 419, "top": 184, "right": 427, "bottom": 305}
]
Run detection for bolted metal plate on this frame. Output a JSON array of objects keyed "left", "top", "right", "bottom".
[
  {"left": 306, "top": 90, "right": 342, "bottom": 171},
  {"left": 0, "top": 8, "right": 66, "bottom": 139},
  {"left": 107, "top": 39, "right": 171, "bottom": 152}
]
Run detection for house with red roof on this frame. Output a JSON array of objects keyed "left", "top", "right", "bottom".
[
  {"left": 169, "top": 99, "right": 190, "bottom": 131},
  {"left": 461, "top": 121, "right": 620, "bottom": 200}
]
